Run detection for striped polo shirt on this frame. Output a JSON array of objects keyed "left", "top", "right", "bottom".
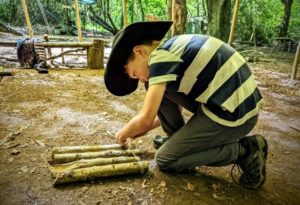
[{"left": 148, "top": 34, "right": 263, "bottom": 127}]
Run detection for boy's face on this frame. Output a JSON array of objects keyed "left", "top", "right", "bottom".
[{"left": 124, "top": 45, "right": 149, "bottom": 83}]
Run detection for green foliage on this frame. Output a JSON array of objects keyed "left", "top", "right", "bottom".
[
  {"left": 289, "top": 0, "right": 300, "bottom": 39},
  {"left": 0, "top": 0, "right": 298, "bottom": 42},
  {"left": 235, "top": 0, "right": 299, "bottom": 44}
]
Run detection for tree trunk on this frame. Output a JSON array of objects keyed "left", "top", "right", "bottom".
[
  {"left": 171, "top": 0, "right": 187, "bottom": 36},
  {"left": 206, "top": 0, "right": 231, "bottom": 41},
  {"left": 167, "top": 0, "right": 172, "bottom": 20},
  {"left": 137, "top": 0, "right": 145, "bottom": 21},
  {"left": 278, "top": 0, "right": 293, "bottom": 37}
]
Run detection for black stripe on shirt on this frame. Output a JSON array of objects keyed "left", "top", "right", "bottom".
[
  {"left": 158, "top": 36, "right": 178, "bottom": 51},
  {"left": 187, "top": 43, "right": 236, "bottom": 99},
  {"left": 208, "top": 63, "right": 252, "bottom": 105},
  {"left": 149, "top": 62, "right": 182, "bottom": 76},
  {"left": 206, "top": 87, "right": 262, "bottom": 121},
  {"left": 173, "top": 35, "right": 209, "bottom": 91}
]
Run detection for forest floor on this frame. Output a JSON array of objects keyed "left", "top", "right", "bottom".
[{"left": 0, "top": 32, "right": 300, "bottom": 205}]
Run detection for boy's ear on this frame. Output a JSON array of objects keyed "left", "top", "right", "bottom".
[{"left": 132, "top": 45, "right": 147, "bottom": 57}]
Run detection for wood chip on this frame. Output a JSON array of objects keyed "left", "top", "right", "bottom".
[{"left": 35, "top": 140, "right": 45, "bottom": 147}]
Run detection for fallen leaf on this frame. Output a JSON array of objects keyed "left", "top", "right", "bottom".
[
  {"left": 8, "top": 157, "right": 14, "bottom": 163},
  {"left": 21, "top": 166, "right": 28, "bottom": 173},
  {"left": 82, "top": 186, "right": 89, "bottom": 192},
  {"left": 141, "top": 201, "right": 148, "bottom": 205},
  {"left": 212, "top": 193, "right": 224, "bottom": 200},
  {"left": 11, "top": 149, "right": 20, "bottom": 155},
  {"left": 160, "top": 181, "right": 167, "bottom": 187},
  {"left": 187, "top": 182, "right": 195, "bottom": 191},
  {"left": 142, "top": 179, "right": 148, "bottom": 188}
]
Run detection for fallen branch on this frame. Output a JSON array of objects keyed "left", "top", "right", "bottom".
[
  {"left": 0, "top": 56, "right": 19, "bottom": 62},
  {"left": 46, "top": 48, "right": 86, "bottom": 60},
  {"left": 52, "top": 144, "right": 123, "bottom": 154},
  {"left": 49, "top": 156, "right": 140, "bottom": 173},
  {"left": 52, "top": 149, "right": 141, "bottom": 164},
  {"left": 0, "top": 21, "right": 25, "bottom": 36},
  {"left": 53, "top": 161, "right": 149, "bottom": 185}
]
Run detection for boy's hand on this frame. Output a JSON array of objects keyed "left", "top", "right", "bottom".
[{"left": 115, "top": 131, "right": 131, "bottom": 146}]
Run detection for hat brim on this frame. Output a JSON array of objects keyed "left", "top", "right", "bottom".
[{"left": 104, "top": 21, "right": 173, "bottom": 96}]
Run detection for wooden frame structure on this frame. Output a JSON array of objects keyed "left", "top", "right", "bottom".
[{"left": 18, "top": 0, "right": 105, "bottom": 69}]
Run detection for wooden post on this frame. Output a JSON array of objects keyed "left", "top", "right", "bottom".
[
  {"left": 43, "top": 34, "right": 53, "bottom": 64},
  {"left": 122, "top": 0, "right": 128, "bottom": 27},
  {"left": 61, "top": 48, "right": 65, "bottom": 64},
  {"left": 74, "top": 0, "right": 83, "bottom": 42},
  {"left": 87, "top": 39, "right": 104, "bottom": 69},
  {"left": 228, "top": 0, "right": 240, "bottom": 46},
  {"left": 291, "top": 41, "right": 300, "bottom": 80},
  {"left": 171, "top": 0, "right": 176, "bottom": 36},
  {"left": 21, "top": 0, "right": 33, "bottom": 37}
]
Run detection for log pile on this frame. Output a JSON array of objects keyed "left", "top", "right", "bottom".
[{"left": 49, "top": 144, "right": 148, "bottom": 185}]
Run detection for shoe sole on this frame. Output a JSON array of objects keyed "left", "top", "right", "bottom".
[{"left": 248, "top": 134, "right": 268, "bottom": 189}]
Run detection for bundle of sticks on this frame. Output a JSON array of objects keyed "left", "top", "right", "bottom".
[{"left": 48, "top": 144, "right": 148, "bottom": 185}]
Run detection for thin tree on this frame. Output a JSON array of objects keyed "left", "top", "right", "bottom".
[
  {"left": 278, "top": 0, "right": 293, "bottom": 37},
  {"left": 171, "top": 0, "right": 187, "bottom": 36}
]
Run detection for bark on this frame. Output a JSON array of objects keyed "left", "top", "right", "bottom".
[
  {"left": 53, "top": 161, "right": 149, "bottom": 185},
  {"left": 206, "top": 0, "right": 231, "bottom": 41},
  {"left": 49, "top": 156, "right": 140, "bottom": 173},
  {"left": 278, "top": 0, "right": 293, "bottom": 37},
  {"left": 52, "top": 149, "right": 142, "bottom": 164},
  {"left": 52, "top": 144, "right": 124, "bottom": 155},
  {"left": 171, "top": 0, "right": 187, "bottom": 36},
  {"left": 137, "top": 0, "right": 145, "bottom": 21}
]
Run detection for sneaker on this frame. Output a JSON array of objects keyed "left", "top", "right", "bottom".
[
  {"left": 237, "top": 135, "right": 268, "bottom": 189},
  {"left": 153, "top": 135, "right": 169, "bottom": 149}
]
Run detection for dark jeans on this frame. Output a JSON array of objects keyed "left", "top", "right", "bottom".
[{"left": 155, "top": 91, "right": 258, "bottom": 172}]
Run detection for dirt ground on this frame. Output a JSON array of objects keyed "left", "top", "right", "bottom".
[{"left": 1, "top": 34, "right": 300, "bottom": 205}]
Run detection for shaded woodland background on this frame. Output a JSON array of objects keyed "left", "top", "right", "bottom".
[{"left": 0, "top": 0, "right": 299, "bottom": 48}]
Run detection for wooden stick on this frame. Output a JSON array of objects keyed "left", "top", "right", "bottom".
[
  {"left": 291, "top": 41, "right": 300, "bottom": 80},
  {"left": 122, "top": 0, "right": 128, "bottom": 27},
  {"left": 52, "top": 144, "right": 124, "bottom": 154},
  {"left": 228, "top": 0, "right": 240, "bottom": 46},
  {"left": 50, "top": 156, "right": 140, "bottom": 173},
  {"left": 53, "top": 161, "right": 148, "bottom": 185},
  {"left": 74, "top": 0, "right": 83, "bottom": 42},
  {"left": 52, "top": 149, "right": 141, "bottom": 164},
  {"left": 46, "top": 48, "right": 85, "bottom": 60},
  {"left": 21, "top": 0, "right": 33, "bottom": 37}
]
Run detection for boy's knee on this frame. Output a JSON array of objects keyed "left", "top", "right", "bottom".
[{"left": 155, "top": 151, "right": 176, "bottom": 171}]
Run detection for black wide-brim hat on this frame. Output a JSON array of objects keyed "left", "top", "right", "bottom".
[{"left": 104, "top": 21, "right": 173, "bottom": 96}]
